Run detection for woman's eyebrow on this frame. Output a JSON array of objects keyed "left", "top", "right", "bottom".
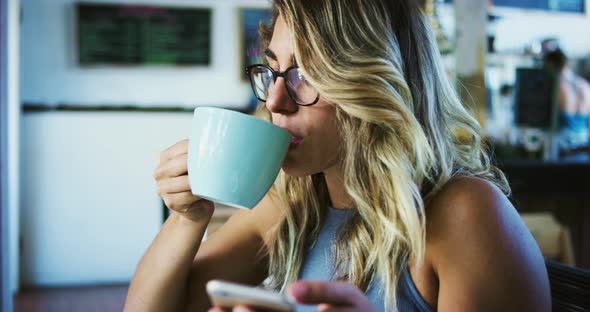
[
  {"left": 264, "top": 48, "right": 296, "bottom": 66},
  {"left": 264, "top": 48, "right": 277, "bottom": 60}
]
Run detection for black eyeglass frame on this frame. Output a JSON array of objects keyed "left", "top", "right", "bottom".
[{"left": 245, "top": 64, "right": 320, "bottom": 106}]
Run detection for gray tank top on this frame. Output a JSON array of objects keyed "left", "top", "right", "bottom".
[{"left": 295, "top": 207, "right": 433, "bottom": 312}]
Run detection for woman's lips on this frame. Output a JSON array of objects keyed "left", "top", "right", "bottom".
[
  {"left": 277, "top": 125, "right": 303, "bottom": 147},
  {"left": 290, "top": 136, "right": 303, "bottom": 145}
]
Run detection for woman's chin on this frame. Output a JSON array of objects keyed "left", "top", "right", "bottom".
[
  {"left": 281, "top": 165, "right": 306, "bottom": 177},
  {"left": 281, "top": 161, "right": 323, "bottom": 178},
  {"left": 281, "top": 161, "right": 311, "bottom": 178}
]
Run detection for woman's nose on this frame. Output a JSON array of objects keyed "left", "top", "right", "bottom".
[{"left": 265, "top": 77, "right": 298, "bottom": 115}]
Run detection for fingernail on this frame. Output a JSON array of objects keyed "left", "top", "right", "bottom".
[
  {"left": 288, "top": 283, "right": 307, "bottom": 302},
  {"left": 233, "top": 306, "right": 251, "bottom": 312}
]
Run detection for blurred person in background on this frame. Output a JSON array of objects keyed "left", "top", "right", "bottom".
[{"left": 544, "top": 48, "right": 590, "bottom": 151}]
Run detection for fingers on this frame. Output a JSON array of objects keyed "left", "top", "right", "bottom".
[
  {"left": 154, "top": 154, "right": 188, "bottom": 180},
  {"left": 160, "top": 139, "right": 189, "bottom": 162},
  {"left": 157, "top": 175, "right": 191, "bottom": 195},
  {"left": 286, "top": 281, "right": 361, "bottom": 306}
]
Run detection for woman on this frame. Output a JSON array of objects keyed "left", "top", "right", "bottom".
[
  {"left": 125, "top": 1, "right": 551, "bottom": 311},
  {"left": 544, "top": 48, "right": 590, "bottom": 151}
]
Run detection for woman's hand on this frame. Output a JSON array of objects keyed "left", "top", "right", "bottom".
[
  {"left": 207, "top": 281, "right": 375, "bottom": 312},
  {"left": 154, "top": 139, "right": 214, "bottom": 222},
  {"left": 286, "top": 281, "right": 376, "bottom": 312}
]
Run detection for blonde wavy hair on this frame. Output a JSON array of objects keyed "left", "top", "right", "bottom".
[{"left": 257, "top": 0, "right": 510, "bottom": 310}]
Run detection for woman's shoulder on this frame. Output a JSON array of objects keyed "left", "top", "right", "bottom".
[
  {"left": 422, "top": 175, "right": 551, "bottom": 310},
  {"left": 427, "top": 175, "right": 504, "bottom": 213},
  {"left": 424, "top": 175, "right": 517, "bottom": 247}
]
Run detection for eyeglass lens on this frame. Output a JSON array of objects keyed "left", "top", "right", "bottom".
[{"left": 248, "top": 65, "right": 318, "bottom": 105}]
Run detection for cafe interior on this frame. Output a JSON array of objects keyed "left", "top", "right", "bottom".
[{"left": 1, "top": 0, "right": 590, "bottom": 311}]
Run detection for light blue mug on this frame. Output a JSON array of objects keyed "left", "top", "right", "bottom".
[{"left": 188, "top": 107, "right": 291, "bottom": 209}]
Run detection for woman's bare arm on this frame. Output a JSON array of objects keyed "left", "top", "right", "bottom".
[
  {"left": 125, "top": 193, "right": 282, "bottom": 312},
  {"left": 427, "top": 177, "right": 551, "bottom": 312},
  {"left": 124, "top": 211, "right": 211, "bottom": 311},
  {"left": 183, "top": 194, "right": 284, "bottom": 311}
]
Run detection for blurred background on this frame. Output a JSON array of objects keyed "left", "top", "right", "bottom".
[{"left": 1, "top": 0, "right": 590, "bottom": 311}]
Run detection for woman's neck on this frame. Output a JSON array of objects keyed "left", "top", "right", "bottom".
[{"left": 323, "top": 164, "right": 355, "bottom": 210}]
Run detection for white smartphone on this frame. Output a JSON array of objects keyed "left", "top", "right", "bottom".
[{"left": 206, "top": 280, "right": 294, "bottom": 311}]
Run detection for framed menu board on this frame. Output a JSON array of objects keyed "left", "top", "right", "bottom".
[
  {"left": 514, "top": 68, "right": 559, "bottom": 130},
  {"left": 76, "top": 3, "right": 211, "bottom": 65}
]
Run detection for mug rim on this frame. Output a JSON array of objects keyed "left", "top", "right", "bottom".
[{"left": 193, "top": 106, "right": 290, "bottom": 136}]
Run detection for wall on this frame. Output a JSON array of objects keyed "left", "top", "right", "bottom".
[
  {"left": 3, "top": 0, "right": 20, "bottom": 308},
  {"left": 494, "top": 4, "right": 590, "bottom": 57},
  {"left": 20, "top": 0, "right": 270, "bottom": 109},
  {"left": 1, "top": 0, "right": 7, "bottom": 304},
  {"left": 438, "top": 0, "right": 590, "bottom": 57},
  {"left": 21, "top": 111, "right": 193, "bottom": 286}
]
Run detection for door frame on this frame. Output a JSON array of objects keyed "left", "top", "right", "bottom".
[
  {"left": 1, "top": 0, "right": 9, "bottom": 308},
  {"left": 1, "top": 0, "right": 21, "bottom": 310}
]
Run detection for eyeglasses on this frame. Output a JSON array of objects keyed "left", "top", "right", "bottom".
[{"left": 245, "top": 64, "right": 320, "bottom": 106}]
